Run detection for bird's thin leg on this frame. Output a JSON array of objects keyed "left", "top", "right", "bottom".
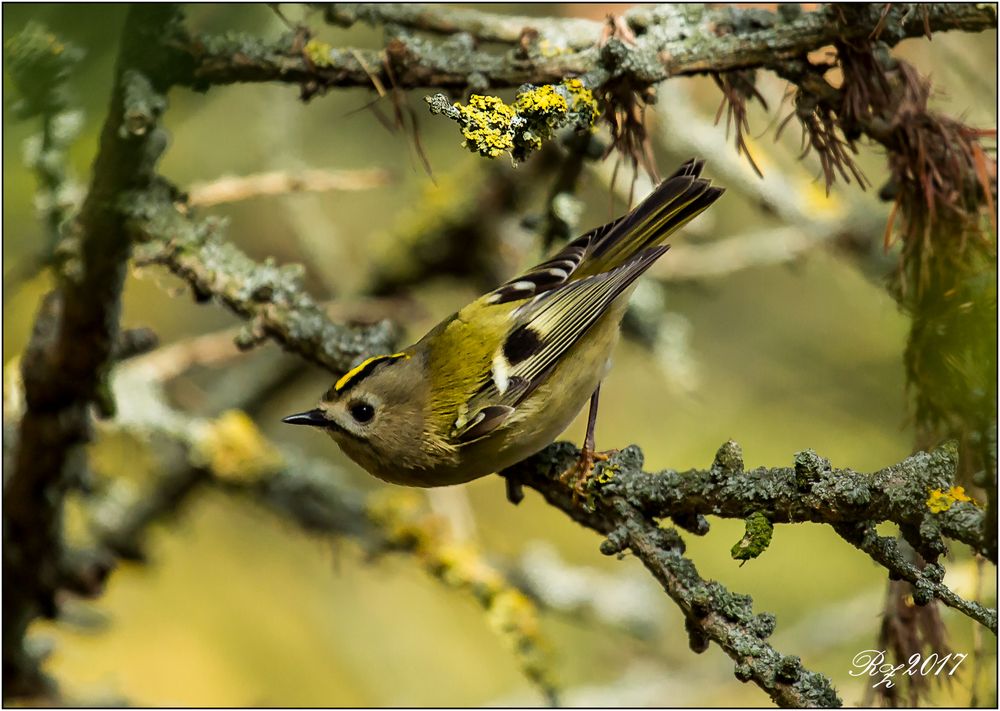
[
  {"left": 583, "top": 384, "right": 601, "bottom": 455},
  {"left": 560, "top": 384, "right": 614, "bottom": 500}
]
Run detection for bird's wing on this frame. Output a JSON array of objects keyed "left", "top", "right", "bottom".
[
  {"left": 453, "top": 246, "right": 668, "bottom": 443},
  {"left": 482, "top": 158, "right": 722, "bottom": 307}
]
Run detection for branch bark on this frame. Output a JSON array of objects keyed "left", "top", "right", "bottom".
[
  {"left": 127, "top": 180, "right": 397, "bottom": 375},
  {"left": 179, "top": 4, "right": 996, "bottom": 92},
  {"left": 2, "top": 5, "right": 182, "bottom": 697},
  {"left": 502, "top": 443, "right": 843, "bottom": 708},
  {"left": 501, "top": 439, "right": 997, "bottom": 691},
  {"left": 321, "top": 3, "right": 603, "bottom": 49}
]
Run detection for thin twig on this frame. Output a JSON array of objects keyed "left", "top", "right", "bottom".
[{"left": 187, "top": 167, "right": 392, "bottom": 207}]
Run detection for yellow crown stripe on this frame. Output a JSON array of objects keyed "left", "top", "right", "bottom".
[{"left": 334, "top": 352, "right": 409, "bottom": 392}]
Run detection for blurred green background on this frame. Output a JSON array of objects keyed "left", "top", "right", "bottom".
[{"left": 3, "top": 3, "right": 996, "bottom": 707}]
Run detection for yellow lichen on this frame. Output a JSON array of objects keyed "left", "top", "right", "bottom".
[
  {"left": 484, "top": 587, "right": 552, "bottom": 695},
  {"left": 927, "top": 485, "right": 976, "bottom": 513},
  {"left": 514, "top": 84, "right": 568, "bottom": 118},
  {"left": 455, "top": 94, "right": 516, "bottom": 158},
  {"left": 562, "top": 78, "right": 600, "bottom": 125},
  {"left": 595, "top": 463, "right": 618, "bottom": 485},
  {"left": 3, "top": 356, "right": 24, "bottom": 420},
  {"left": 800, "top": 172, "right": 846, "bottom": 218},
  {"left": 446, "top": 81, "right": 598, "bottom": 163},
  {"left": 191, "top": 409, "right": 284, "bottom": 482},
  {"left": 303, "top": 38, "right": 333, "bottom": 68}
]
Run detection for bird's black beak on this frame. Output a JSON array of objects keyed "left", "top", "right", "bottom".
[{"left": 281, "top": 409, "right": 328, "bottom": 427}]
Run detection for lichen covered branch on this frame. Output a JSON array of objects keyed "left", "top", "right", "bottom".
[
  {"left": 320, "top": 3, "right": 601, "bottom": 49},
  {"left": 425, "top": 80, "right": 598, "bottom": 162},
  {"left": 180, "top": 4, "right": 995, "bottom": 93},
  {"left": 502, "top": 444, "right": 842, "bottom": 708},
  {"left": 125, "top": 180, "right": 397, "bottom": 375},
  {"left": 834, "top": 522, "right": 997, "bottom": 633},
  {"left": 612, "top": 442, "right": 987, "bottom": 558},
  {"left": 503, "top": 440, "right": 996, "bottom": 634}
]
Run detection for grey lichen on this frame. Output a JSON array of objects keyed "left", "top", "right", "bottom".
[
  {"left": 776, "top": 655, "right": 803, "bottom": 682},
  {"left": 600, "top": 524, "right": 630, "bottom": 557},
  {"left": 120, "top": 70, "right": 166, "bottom": 138},
  {"left": 713, "top": 439, "right": 745, "bottom": 475},
  {"left": 751, "top": 612, "right": 777, "bottom": 639}
]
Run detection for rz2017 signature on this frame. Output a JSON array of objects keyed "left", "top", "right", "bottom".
[{"left": 849, "top": 649, "right": 967, "bottom": 689}]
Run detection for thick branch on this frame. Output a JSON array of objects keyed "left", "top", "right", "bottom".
[
  {"left": 3, "top": 5, "right": 181, "bottom": 698},
  {"left": 585, "top": 441, "right": 985, "bottom": 557},
  {"left": 126, "top": 179, "right": 397, "bottom": 374},
  {"left": 502, "top": 439, "right": 998, "bottom": 702},
  {"left": 180, "top": 4, "right": 996, "bottom": 93},
  {"left": 502, "top": 443, "right": 841, "bottom": 708}
]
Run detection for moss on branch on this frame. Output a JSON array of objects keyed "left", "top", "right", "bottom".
[{"left": 731, "top": 512, "right": 774, "bottom": 563}]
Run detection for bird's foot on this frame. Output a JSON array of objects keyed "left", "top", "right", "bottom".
[{"left": 559, "top": 447, "right": 616, "bottom": 503}]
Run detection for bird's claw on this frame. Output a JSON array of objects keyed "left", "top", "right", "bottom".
[{"left": 559, "top": 448, "right": 615, "bottom": 503}]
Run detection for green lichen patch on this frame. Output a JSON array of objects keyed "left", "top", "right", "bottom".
[
  {"left": 731, "top": 511, "right": 774, "bottom": 563},
  {"left": 426, "top": 79, "right": 600, "bottom": 162}
]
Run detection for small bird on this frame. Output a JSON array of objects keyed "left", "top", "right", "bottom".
[{"left": 283, "top": 159, "right": 723, "bottom": 488}]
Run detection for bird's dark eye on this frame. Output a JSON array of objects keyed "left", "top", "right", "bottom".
[{"left": 349, "top": 401, "right": 375, "bottom": 423}]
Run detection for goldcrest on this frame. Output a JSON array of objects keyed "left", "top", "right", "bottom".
[{"left": 284, "top": 159, "right": 723, "bottom": 487}]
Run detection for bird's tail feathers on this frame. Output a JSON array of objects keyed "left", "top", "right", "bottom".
[{"left": 580, "top": 158, "right": 724, "bottom": 276}]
